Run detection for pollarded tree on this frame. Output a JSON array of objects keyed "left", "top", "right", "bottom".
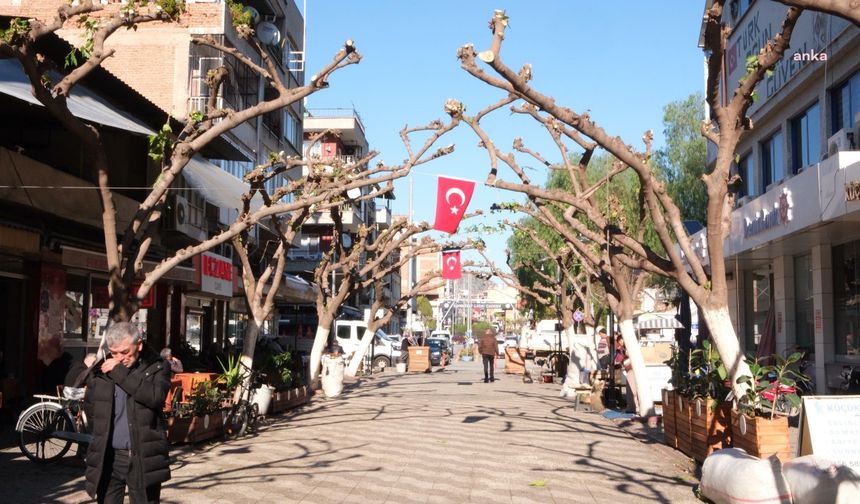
[
  {"left": 454, "top": 5, "right": 809, "bottom": 400},
  {"left": 0, "top": 1, "right": 359, "bottom": 329},
  {"left": 307, "top": 108, "right": 462, "bottom": 384}
]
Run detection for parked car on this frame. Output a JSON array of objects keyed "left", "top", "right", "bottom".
[
  {"left": 426, "top": 337, "right": 452, "bottom": 366},
  {"left": 496, "top": 337, "right": 506, "bottom": 356},
  {"left": 504, "top": 335, "right": 519, "bottom": 348},
  {"left": 430, "top": 330, "right": 452, "bottom": 347},
  {"left": 333, "top": 320, "right": 401, "bottom": 372}
]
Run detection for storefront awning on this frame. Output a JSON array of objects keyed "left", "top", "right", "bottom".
[
  {"left": 182, "top": 155, "right": 265, "bottom": 226},
  {"left": 636, "top": 316, "right": 684, "bottom": 330},
  {"left": 0, "top": 59, "right": 155, "bottom": 136}
]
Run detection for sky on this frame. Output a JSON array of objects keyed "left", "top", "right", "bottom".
[{"left": 303, "top": 1, "right": 708, "bottom": 272}]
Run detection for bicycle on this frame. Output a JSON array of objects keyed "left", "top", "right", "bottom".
[
  {"left": 223, "top": 365, "right": 265, "bottom": 440},
  {"left": 16, "top": 389, "right": 92, "bottom": 463}
]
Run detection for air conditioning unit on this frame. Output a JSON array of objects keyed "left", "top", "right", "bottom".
[
  {"left": 828, "top": 128, "right": 853, "bottom": 156},
  {"left": 164, "top": 195, "right": 206, "bottom": 241}
]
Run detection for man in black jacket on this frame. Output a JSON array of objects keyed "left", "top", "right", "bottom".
[{"left": 85, "top": 322, "right": 171, "bottom": 503}]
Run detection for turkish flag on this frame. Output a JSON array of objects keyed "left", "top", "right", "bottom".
[
  {"left": 433, "top": 176, "right": 476, "bottom": 234},
  {"left": 441, "top": 249, "right": 462, "bottom": 280}
]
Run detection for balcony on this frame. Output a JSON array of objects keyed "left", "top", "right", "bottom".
[
  {"left": 306, "top": 203, "right": 364, "bottom": 232},
  {"left": 375, "top": 206, "right": 392, "bottom": 228}
]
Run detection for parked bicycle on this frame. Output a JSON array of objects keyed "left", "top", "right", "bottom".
[
  {"left": 223, "top": 365, "right": 266, "bottom": 440},
  {"left": 16, "top": 388, "right": 92, "bottom": 463}
]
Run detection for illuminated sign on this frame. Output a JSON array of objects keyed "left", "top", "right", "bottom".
[
  {"left": 200, "top": 252, "right": 233, "bottom": 295},
  {"left": 744, "top": 188, "right": 793, "bottom": 238}
]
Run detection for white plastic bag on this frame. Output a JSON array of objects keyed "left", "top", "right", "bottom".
[
  {"left": 700, "top": 448, "right": 792, "bottom": 504},
  {"left": 321, "top": 354, "right": 345, "bottom": 398}
]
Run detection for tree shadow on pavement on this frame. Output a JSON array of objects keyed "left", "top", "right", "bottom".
[{"left": 0, "top": 449, "right": 88, "bottom": 503}]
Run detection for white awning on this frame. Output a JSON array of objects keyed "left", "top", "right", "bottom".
[
  {"left": 0, "top": 59, "right": 155, "bottom": 136},
  {"left": 636, "top": 316, "right": 684, "bottom": 330},
  {"left": 182, "top": 155, "right": 264, "bottom": 226}
]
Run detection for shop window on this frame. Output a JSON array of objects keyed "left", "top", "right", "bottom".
[
  {"left": 186, "top": 312, "right": 203, "bottom": 353},
  {"left": 833, "top": 241, "right": 860, "bottom": 356},
  {"left": 761, "top": 130, "right": 784, "bottom": 188},
  {"left": 790, "top": 102, "right": 821, "bottom": 173},
  {"left": 744, "top": 269, "right": 771, "bottom": 352},
  {"left": 736, "top": 153, "right": 755, "bottom": 198},
  {"left": 64, "top": 274, "right": 87, "bottom": 340},
  {"left": 794, "top": 254, "right": 814, "bottom": 349},
  {"left": 831, "top": 70, "right": 860, "bottom": 134}
]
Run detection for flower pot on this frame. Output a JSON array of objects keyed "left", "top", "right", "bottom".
[
  {"left": 675, "top": 395, "right": 693, "bottom": 457},
  {"left": 730, "top": 409, "right": 790, "bottom": 462},
  {"left": 460, "top": 355, "right": 473, "bottom": 362},
  {"left": 166, "top": 411, "right": 224, "bottom": 444},
  {"left": 690, "top": 397, "right": 731, "bottom": 463},
  {"left": 252, "top": 384, "right": 274, "bottom": 416},
  {"left": 662, "top": 389, "right": 677, "bottom": 449}
]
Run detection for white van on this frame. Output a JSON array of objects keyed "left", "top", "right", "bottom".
[
  {"left": 333, "top": 320, "right": 402, "bottom": 372},
  {"left": 429, "top": 329, "right": 452, "bottom": 347}
]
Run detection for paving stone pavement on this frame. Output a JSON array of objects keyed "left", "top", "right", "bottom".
[{"left": 0, "top": 359, "right": 699, "bottom": 503}]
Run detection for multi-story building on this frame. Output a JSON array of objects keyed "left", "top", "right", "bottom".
[
  {"left": 695, "top": 0, "right": 860, "bottom": 392},
  {"left": 0, "top": 1, "right": 313, "bottom": 366}
]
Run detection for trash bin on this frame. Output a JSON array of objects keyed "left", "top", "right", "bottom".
[{"left": 321, "top": 353, "right": 346, "bottom": 397}]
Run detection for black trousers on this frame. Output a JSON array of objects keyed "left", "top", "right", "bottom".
[
  {"left": 482, "top": 354, "right": 495, "bottom": 380},
  {"left": 97, "top": 448, "right": 161, "bottom": 504}
]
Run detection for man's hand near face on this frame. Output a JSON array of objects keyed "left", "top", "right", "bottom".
[{"left": 101, "top": 357, "right": 123, "bottom": 374}]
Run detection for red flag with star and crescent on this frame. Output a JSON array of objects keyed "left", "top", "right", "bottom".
[
  {"left": 433, "top": 176, "right": 476, "bottom": 234},
  {"left": 441, "top": 249, "right": 462, "bottom": 280}
]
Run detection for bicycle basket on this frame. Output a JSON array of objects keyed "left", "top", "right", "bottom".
[{"left": 63, "top": 387, "right": 86, "bottom": 400}]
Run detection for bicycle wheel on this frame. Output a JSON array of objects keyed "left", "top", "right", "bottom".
[
  {"left": 17, "top": 403, "right": 74, "bottom": 463},
  {"left": 224, "top": 402, "right": 250, "bottom": 439}
]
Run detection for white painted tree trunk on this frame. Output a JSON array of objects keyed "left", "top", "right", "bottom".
[
  {"left": 618, "top": 318, "right": 655, "bottom": 417},
  {"left": 234, "top": 317, "right": 263, "bottom": 403},
  {"left": 345, "top": 327, "right": 375, "bottom": 378},
  {"left": 699, "top": 305, "right": 751, "bottom": 401},
  {"left": 309, "top": 326, "right": 330, "bottom": 385}
]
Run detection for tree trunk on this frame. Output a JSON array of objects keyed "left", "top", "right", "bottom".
[
  {"left": 309, "top": 325, "right": 331, "bottom": 386},
  {"left": 699, "top": 304, "right": 751, "bottom": 401},
  {"left": 618, "top": 318, "right": 655, "bottom": 416},
  {"left": 345, "top": 327, "right": 375, "bottom": 378},
  {"left": 235, "top": 318, "right": 262, "bottom": 403}
]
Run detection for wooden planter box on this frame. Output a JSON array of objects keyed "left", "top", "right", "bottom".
[
  {"left": 675, "top": 395, "right": 693, "bottom": 457},
  {"left": 689, "top": 397, "right": 731, "bottom": 463},
  {"left": 407, "top": 346, "right": 431, "bottom": 373},
  {"left": 504, "top": 347, "right": 528, "bottom": 374},
  {"left": 166, "top": 410, "right": 224, "bottom": 444},
  {"left": 730, "top": 409, "right": 791, "bottom": 462},
  {"left": 269, "top": 385, "right": 311, "bottom": 414},
  {"left": 662, "top": 389, "right": 677, "bottom": 449}
]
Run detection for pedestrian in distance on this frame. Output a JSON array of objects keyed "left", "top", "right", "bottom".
[
  {"left": 160, "top": 347, "right": 183, "bottom": 375},
  {"left": 478, "top": 328, "right": 498, "bottom": 383},
  {"left": 84, "top": 322, "right": 171, "bottom": 504}
]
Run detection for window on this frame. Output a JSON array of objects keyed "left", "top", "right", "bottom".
[
  {"left": 794, "top": 254, "right": 814, "bottom": 349},
  {"left": 833, "top": 241, "right": 860, "bottom": 356},
  {"left": 791, "top": 102, "right": 821, "bottom": 173},
  {"left": 831, "top": 71, "right": 860, "bottom": 134},
  {"left": 761, "top": 130, "right": 784, "bottom": 187},
  {"left": 285, "top": 111, "right": 300, "bottom": 149},
  {"left": 744, "top": 269, "right": 771, "bottom": 352},
  {"left": 64, "top": 274, "right": 87, "bottom": 341},
  {"left": 736, "top": 153, "right": 754, "bottom": 198}
]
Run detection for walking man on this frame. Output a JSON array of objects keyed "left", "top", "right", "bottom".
[
  {"left": 478, "top": 328, "right": 497, "bottom": 383},
  {"left": 85, "top": 322, "right": 171, "bottom": 503}
]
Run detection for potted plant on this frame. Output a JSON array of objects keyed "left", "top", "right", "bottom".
[
  {"left": 731, "top": 352, "right": 806, "bottom": 462},
  {"left": 264, "top": 350, "right": 311, "bottom": 414},
  {"left": 166, "top": 381, "right": 225, "bottom": 444},
  {"left": 459, "top": 347, "right": 474, "bottom": 362},
  {"left": 662, "top": 346, "right": 683, "bottom": 450},
  {"left": 688, "top": 340, "right": 732, "bottom": 463}
]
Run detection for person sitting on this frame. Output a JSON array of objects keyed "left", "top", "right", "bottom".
[{"left": 160, "top": 347, "right": 183, "bottom": 375}]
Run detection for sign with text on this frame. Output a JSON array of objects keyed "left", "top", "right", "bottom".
[
  {"left": 797, "top": 396, "right": 860, "bottom": 471},
  {"left": 200, "top": 252, "right": 233, "bottom": 295}
]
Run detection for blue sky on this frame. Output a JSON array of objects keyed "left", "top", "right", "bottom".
[{"left": 304, "top": 1, "right": 707, "bottom": 270}]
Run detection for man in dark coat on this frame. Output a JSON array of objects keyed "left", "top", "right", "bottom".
[
  {"left": 84, "top": 322, "right": 171, "bottom": 503},
  {"left": 478, "top": 328, "right": 498, "bottom": 383}
]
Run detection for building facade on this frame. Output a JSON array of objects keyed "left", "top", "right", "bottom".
[{"left": 696, "top": 0, "right": 860, "bottom": 392}]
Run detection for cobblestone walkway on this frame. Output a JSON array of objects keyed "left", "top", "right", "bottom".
[{"left": 0, "top": 360, "right": 698, "bottom": 503}]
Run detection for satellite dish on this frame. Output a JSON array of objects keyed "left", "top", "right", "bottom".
[
  {"left": 243, "top": 6, "right": 260, "bottom": 26},
  {"left": 256, "top": 21, "right": 281, "bottom": 46}
]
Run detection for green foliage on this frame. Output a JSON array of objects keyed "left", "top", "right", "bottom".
[
  {"left": 416, "top": 296, "right": 436, "bottom": 331},
  {"left": 64, "top": 15, "right": 98, "bottom": 68},
  {"left": 226, "top": 0, "right": 254, "bottom": 27},
  {"left": 472, "top": 320, "right": 493, "bottom": 334},
  {"left": 186, "top": 381, "right": 223, "bottom": 417},
  {"left": 688, "top": 340, "right": 729, "bottom": 402},
  {"left": 155, "top": 0, "right": 185, "bottom": 17},
  {"left": 189, "top": 110, "right": 204, "bottom": 124},
  {"left": 736, "top": 352, "right": 808, "bottom": 419},
  {"left": 0, "top": 17, "right": 30, "bottom": 44},
  {"left": 653, "top": 92, "right": 708, "bottom": 226},
  {"left": 148, "top": 121, "right": 173, "bottom": 162},
  {"left": 745, "top": 54, "right": 760, "bottom": 74},
  {"left": 216, "top": 354, "right": 243, "bottom": 392}
]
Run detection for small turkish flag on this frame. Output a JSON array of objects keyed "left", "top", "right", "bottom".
[
  {"left": 441, "top": 249, "right": 462, "bottom": 280},
  {"left": 433, "top": 176, "right": 476, "bottom": 234}
]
